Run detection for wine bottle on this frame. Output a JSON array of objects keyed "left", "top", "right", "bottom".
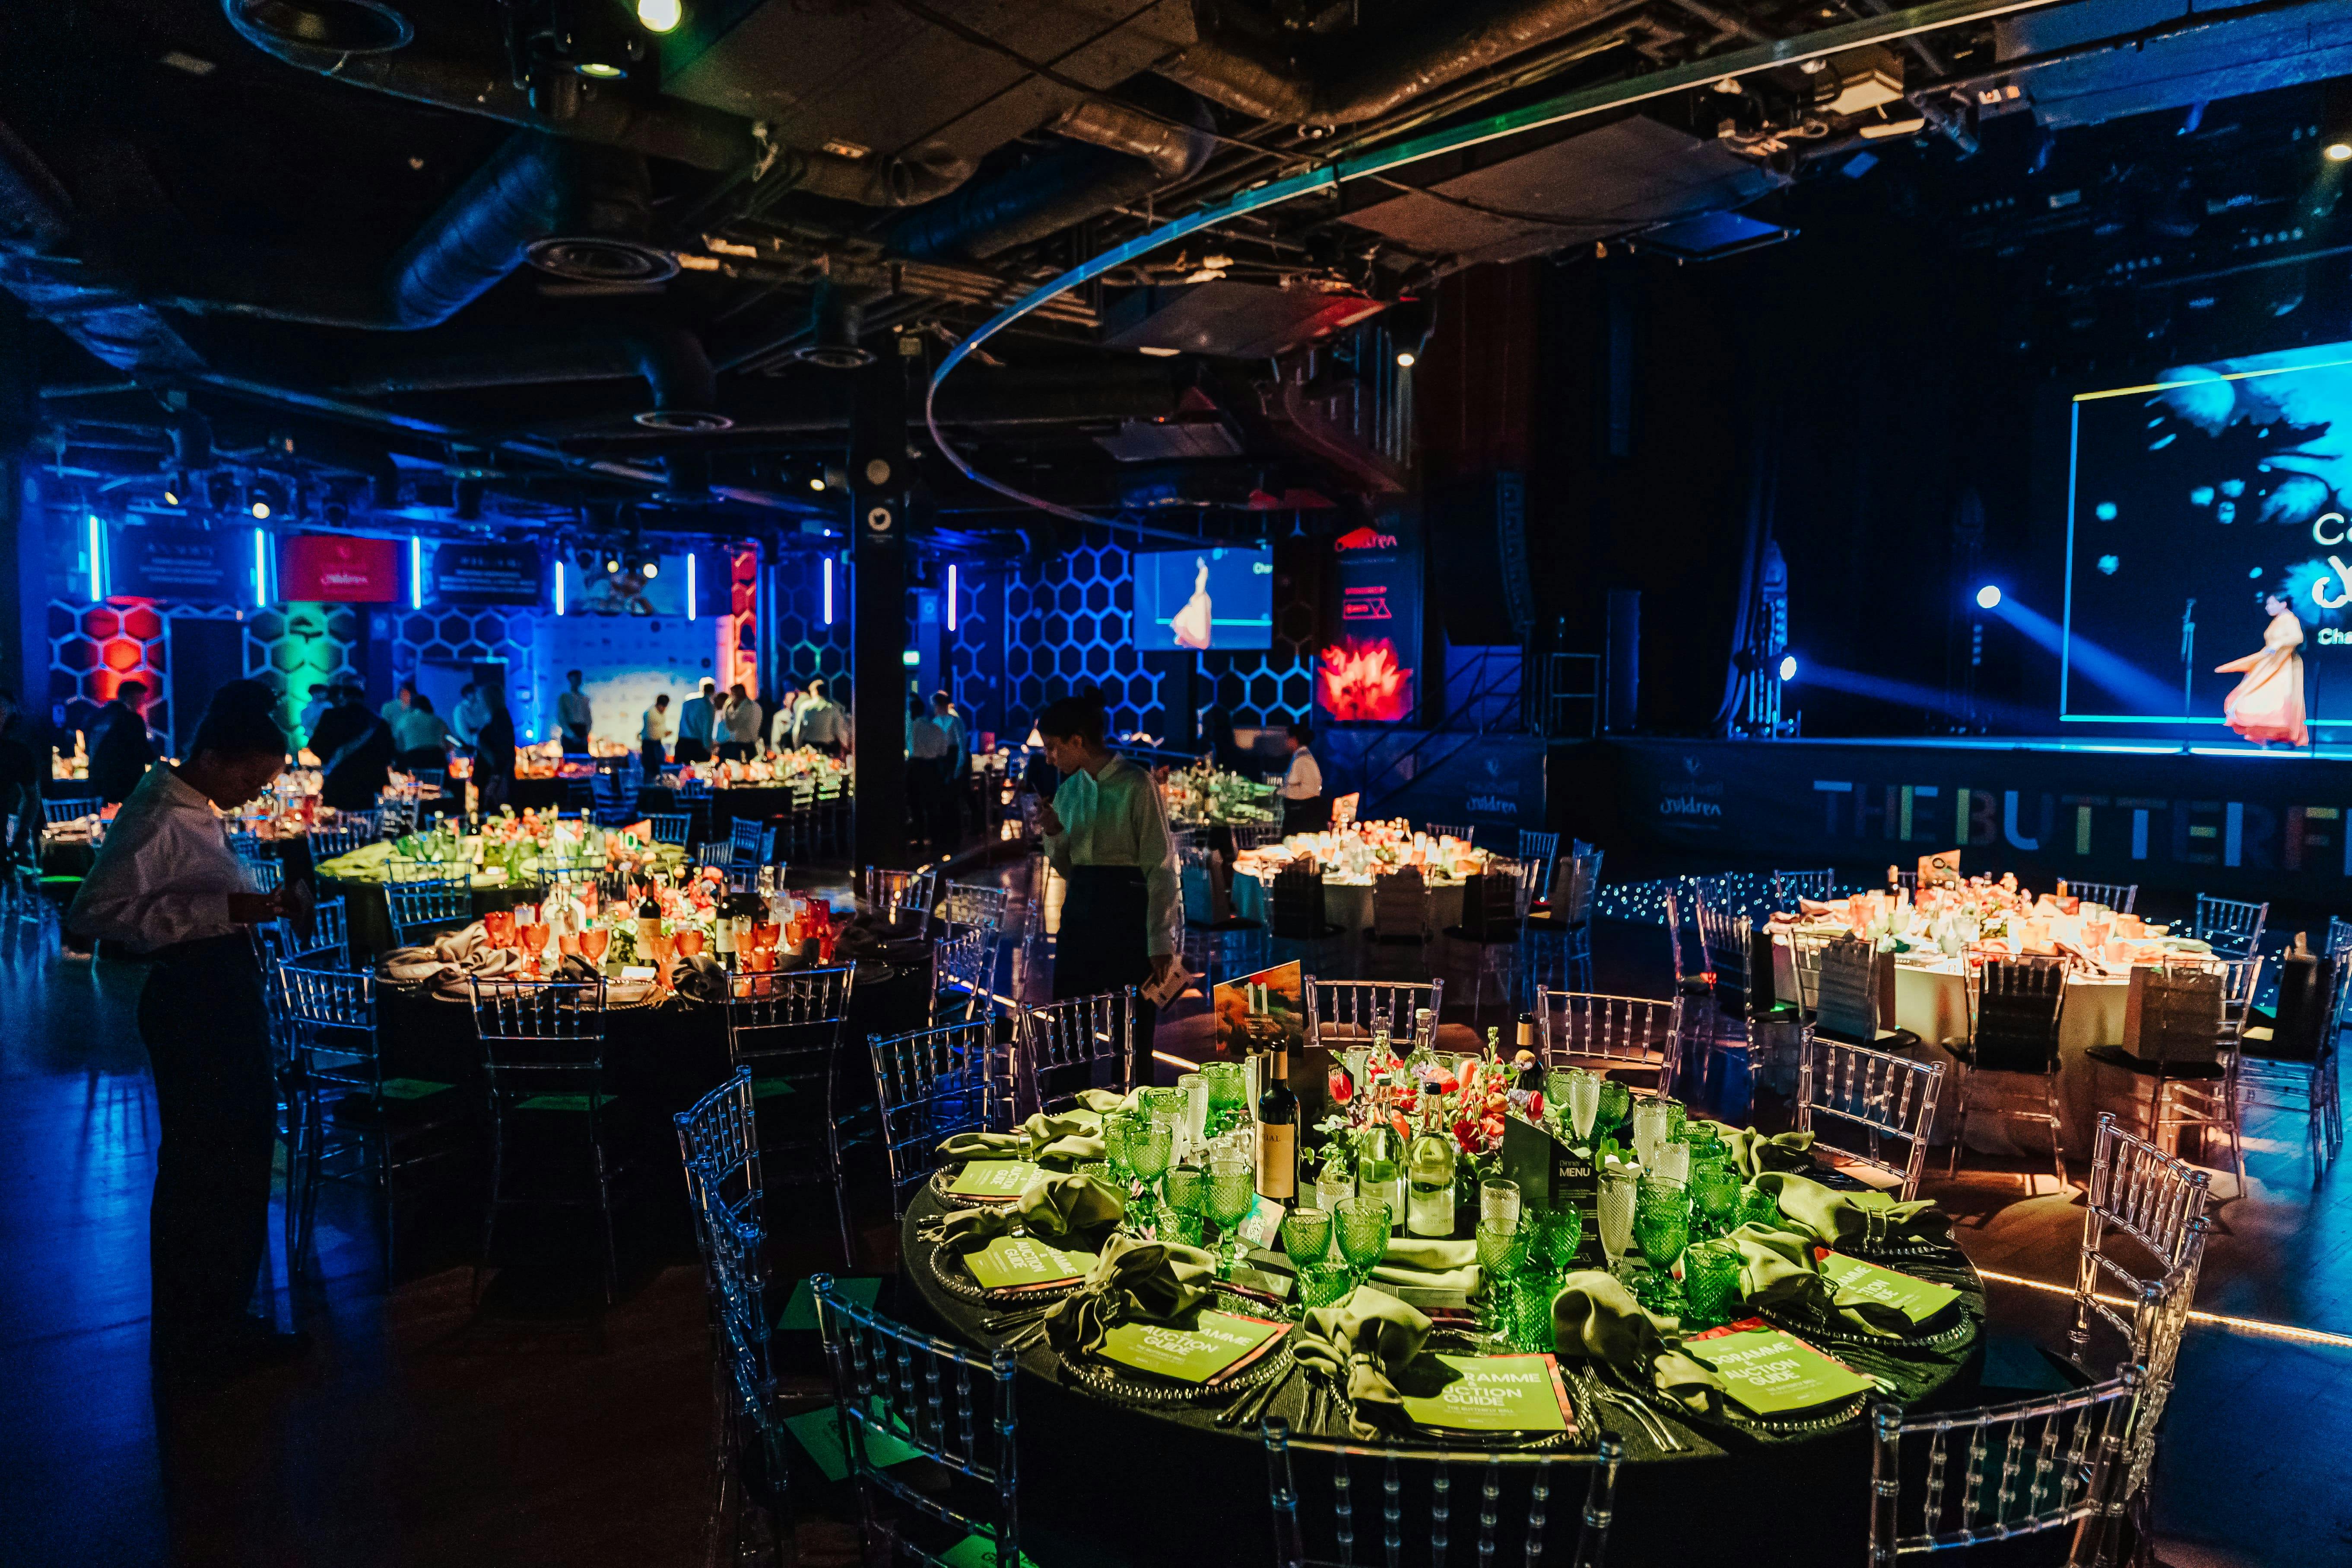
[
  {"left": 1256, "top": 1036, "right": 1297, "bottom": 1203},
  {"left": 636, "top": 882, "right": 662, "bottom": 957},
  {"left": 1357, "top": 1112, "right": 1406, "bottom": 1231},
  {"left": 1406, "top": 1107, "right": 1458, "bottom": 1238},
  {"left": 1515, "top": 1012, "right": 1535, "bottom": 1055}
]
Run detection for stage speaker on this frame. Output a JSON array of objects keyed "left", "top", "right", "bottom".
[
  {"left": 1606, "top": 589, "right": 1639, "bottom": 733},
  {"left": 1429, "top": 471, "right": 1536, "bottom": 645}
]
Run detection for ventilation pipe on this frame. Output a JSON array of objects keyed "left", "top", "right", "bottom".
[
  {"left": 1156, "top": 0, "right": 1632, "bottom": 126},
  {"left": 337, "top": 327, "right": 730, "bottom": 427}
]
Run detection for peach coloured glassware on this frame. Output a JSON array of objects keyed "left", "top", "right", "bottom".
[
  {"left": 579, "top": 927, "right": 610, "bottom": 965},
  {"left": 483, "top": 909, "right": 515, "bottom": 948},
  {"left": 675, "top": 928, "right": 706, "bottom": 958}
]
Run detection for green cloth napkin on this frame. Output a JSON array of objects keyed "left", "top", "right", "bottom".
[
  {"left": 1702, "top": 1121, "right": 1817, "bottom": 1181},
  {"left": 1291, "top": 1286, "right": 1432, "bottom": 1437},
  {"left": 1011, "top": 1233, "right": 1217, "bottom": 1357},
  {"left": 935, "top": 1108, "right": 1107, "bottom": 1168},
  {"left": 1753, "top": 1171, "right": 1950, "bottom": 1251},
  {"left": 1368, "top": 1236, "right": 1483, "bottom": 1295},
  {"left": 1725, "top": 1222, "right": 1831, "bottom": 1314},
  {"left": 1551, "top": 1270, "right": 1724, "bottom": 1416},
  {"left": 934, "top": 1171, "right": 1126, "bottom": 1257}
]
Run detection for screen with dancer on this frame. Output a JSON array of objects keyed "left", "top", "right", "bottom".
[
  {"left": 2063, "top": 340, "right": 2352, "bottom": 736},
  {"left": 1133, "top": 547, "right": 1275, "bottom": 651}
]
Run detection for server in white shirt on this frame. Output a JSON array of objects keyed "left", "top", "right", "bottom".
[
  {"left": 1036, "top": 695, "right": 1181, "bottom": 1088},
  {"left": 556, "top": 670, "right": 594, "bottom": 753},
  {"left": 1278, "top": 719, "right": 1328, "bottom": 833},
  {"left": 641, "top": 692, "right": 671, "bottom": 773},
  {"left": 70, "top": 680, "right": 304, "bottom": 1378}
]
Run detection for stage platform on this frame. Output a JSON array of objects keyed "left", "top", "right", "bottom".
[{"left": 1551, "top": 733, "right": 2352, "bottom": 907}]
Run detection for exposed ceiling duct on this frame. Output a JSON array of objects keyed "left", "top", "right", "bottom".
[
  {"left": 1155, "top": 0, "right": 1636, "bottom": 126},
  {"left": 889, "top": 90, "right": 1216, "bottom": 262},
  {"left": 336, "top": 327, "right": 728, "bottom": 430}
]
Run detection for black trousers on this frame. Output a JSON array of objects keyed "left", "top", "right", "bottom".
[
  {"left": 641, "top": 738, "right": 667, "bottom": 774},
  {"left": 1054, "top": 865, "right": 1158, "bottom": 1091},
  {"left": 140, "top": 937, "right": 275, "bottom": 1345},
  {"left": 676, "top": 739, "right": 712, "bottom": 764},
  {"left": 1282, "top": 793, "right": 1330, "bottom": 834}
]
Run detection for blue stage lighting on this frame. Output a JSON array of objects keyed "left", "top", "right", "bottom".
[
  {"left": 1778, "top": 654, "right": 1798, "bottom": 682},
  {"left": 1976, "top": 584, "right": 2002, "bottom": 609}
]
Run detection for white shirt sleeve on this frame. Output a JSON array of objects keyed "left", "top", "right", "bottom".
[
  {"left": 68, "top": 773, "right": 253, "bottom": 952},
  {"left": 1130, "top": 769, "right": 1183, "bottom": 959},
  {"left": 1284, "top": 751, "right": 1324, "bottom": 800}
]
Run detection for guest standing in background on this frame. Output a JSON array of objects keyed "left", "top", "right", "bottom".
[
  {"left": 932, "top": 690, "right": 969, "bottom": 842},
  {"left": 0, "top": 690, "right": 39, "bottom": 867},
  {"left": 676, "top": 677, "right": 717, "bottom": 764},
  {"left": 315, "top": 682, "right": 393, "bottom": 810},
  {"left": 906, "top": 695, "right": 955, "bottom": 852},
  {"left": 296, "top": 682, "right": 331, "bottom": 746},
  {"left": 390, "top": 694, "right": 450, "bottom": 771},
  {"left": 473, "top": 689, "right": 516, "bottom": 813},
  {"left": 641, "top": 692, "right": 671, "bottom": 773},
  {"left": 767, "top": 685, "right": 802, "bottom": 753},
  {"left": 69, "top": 679, "right": 305, "bottom": 1381},
  {"left": 556, "top": 670, "right": 594, "bottom": 753},
  {"left": 1278, "top": 718, "right": 1328, "bottom": 834},
  {"left": 378, "top": 679, "right": 416, "bottom": 730},
  {"left": 793, "top": 677, "right": 847, "bottom": 758},
  {"left": 90, "top": 679, "right": 158, "bottom": 805},
  {"left": 718, "top": 682, "right": 762, "bottom": 762},
  {"left": 1036, "top": 694, "right": 1180, "bottom": 1089},
  {"left": 451, "top": 681, "right": 490, "bottom": 749}
]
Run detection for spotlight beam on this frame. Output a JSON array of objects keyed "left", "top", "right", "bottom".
[{"left": 1991, "top": 597, "right": 2182, "bottom": 715}]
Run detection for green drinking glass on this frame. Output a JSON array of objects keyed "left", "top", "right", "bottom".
[
  {"left": 1510, "top": 1273, "right": 1560, "bottom": 1352},
  {"left": 1679, "top": 1239, "right": 1743, "bottom": 1330},
  {"left": 1162, "top": 1164, "right": 1206, "bottom": 1216},
  {"left": 1594, "top": 1079, "right": 1632, "bottom": 1139},
  {"left": 1335, "top": 1197, "right": 1392, "bottom": 1286},
  {"left": 1537, "top": 1204, "right": 1585, "bottom": 1270},
  {"left": 1281, "top": 1207, "right": 1335, "bottom": 1273},
  {"left": 1204, "top": 1157, "right": 1257, "bottom": 1275},
  {"left": 1689, "top": 1162, "right": 1741, "bottom": 1240},
  {"left": 1076, "top": 1160, "right": 1113, "bottom": 1192},
  {"left": 1657, "top": 1096, "right": 1687, "bottom": 1141},
  {"left": 1129, "top": 1118, "right": 1174, "bottom": 1209},
  {"left": 1739, "top": 1184, "right": 1783, "bottom": 1229},
  {"left": 1296, "top": 1262, "right": 1355, "bottom": 1310},
  {"left": 1633, "top": 1175, "right": 1690, "bottom": 1313},
  {"left": 1155, "top": 1205, "right": 1204, "bottom": 1246},
  {"left": 1474, "top": 1217, "right": 1527, "bottom": 1275},
  {"left": 1102, "top": 1112, "right": 1141, "bottom": 1188},
  {"left": 1202, "top": 1063, "right": 1247, "bottom": 1139}
]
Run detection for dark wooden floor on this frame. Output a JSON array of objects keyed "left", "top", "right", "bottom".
[{"left": 2, "top": 870, "right": 2344, "bottom": 1567}]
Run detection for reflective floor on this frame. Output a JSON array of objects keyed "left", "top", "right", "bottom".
[{"left": 0, "top": 873, "right": 2344, "bottom": 1566}]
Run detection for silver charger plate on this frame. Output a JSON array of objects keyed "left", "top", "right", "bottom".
[{"left": 1060, "top": 1335, "right": 1293, "bottom": 1406}]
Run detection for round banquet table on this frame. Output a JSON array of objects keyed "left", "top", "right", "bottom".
[
  {"left": 325, "top": 874, "right": 545, "bottom": 958},
  {"left": 899, "top": 1172, "right": 1986, "bottom": 1567},
  {"left": 642, "top": 783, "right": 834, "bottom": 828},
  {"left": 1770, "top": 937, "right": 2140, "bottom": 1159},
  {"left": 1228, "top": 871, "right": 1466, "bottom": 935}
]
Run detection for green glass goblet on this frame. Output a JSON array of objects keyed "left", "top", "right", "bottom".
[
  {"left": 1633, "top": 1175, "right": 1690, "bottom": 1315},
  {"left": 1281, "top": 1207, "right": 1335, "bottom": 1274},
  {"left": 1679, "top": 1239, "right": 1743, "bottom": 1331},
  {"left": 1203, "top": 1157, "right": 1257, "bottom": 1276},
  {"left": 1296, "top": 1261, "right": 1355, "bottom": 1310},
  {"left": 1474, "top": 1219, "right": 1527, "bottom": 1348},
  {"left": 1101, "top": 1112, "right": 1141, "bottom": 1190},
  {"left": 1154, "top": 1205, "right": 1204, "bottom": 1246},
  {"left": 1689, "top": 1162, "right": 1741, "bottom": 1241},
  {"left": 1128, "top": 1118, "right": 1174, "bottom": 1211},
  {"left": 1163, "top": 1164, "right": 1206, "bottom": 1216},
  {"left": 1739, "top": 1183, "right": 1783, "bottom": 1229},
  {"left": 1509, "top": 1273, "right": 1560, "bottom": 1352},
  {"left": 1538, "top": 1204, "right": 1585, "bottom": 1270},
  {"left": 1335, "top": 1196, "right": 1392, "bottom": 1287},
  {"left": 1594, "top": 1079, "right": 1632, "bottom": 1140}
]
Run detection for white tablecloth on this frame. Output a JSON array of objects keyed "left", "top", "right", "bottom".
[
  {"left": 1228, "top": 873, "right": 1463, "bottom": 935},
  {"left": 1771, "top": 939, "right": 2139, "bottom": 1157}
]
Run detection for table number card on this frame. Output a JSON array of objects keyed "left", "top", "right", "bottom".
[
  {"left": 1684, "top": 1322, "right": 1874, "bottom": 1416},
  {"left": 965, "top": 1235, "right": 1091, "bottom": 1292},
  {"left": 1398, "top": 1354, "right": 1572, "bottom": 1434},
  {"left": 1817, "top": 1253, "right": 1960, "bottom": 1325},
  {"left": 1096, "top": 1311, "right": 1286, "bottom": 1384},
  {"left": 946, "top": 1160, "right": 1040, "bottom": 1199}
]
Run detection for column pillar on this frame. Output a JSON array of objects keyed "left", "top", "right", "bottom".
[{"left": 850, "top": 354, "right": 910, "bottom": 869}]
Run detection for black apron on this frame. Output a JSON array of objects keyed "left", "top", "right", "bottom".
[
  {"left": 1054, "top": 865, "right": 1156, "bottom": 1090},
  {"left": 1281, "top": 793, "right": 1330, "bottom": 834},
  {"left": 140, "top": 933, "right": 275, "bottom": 1344}
]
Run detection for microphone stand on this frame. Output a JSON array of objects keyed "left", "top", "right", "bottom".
[{"left": 2180, "top": 599, "right": 2196, "bottom": 717}]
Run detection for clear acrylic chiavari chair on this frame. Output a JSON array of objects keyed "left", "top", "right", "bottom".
[
  {"left": 869, "top": 1018, "right": 1005, "bottom": 1220},
  {"left": 937, "top": 879, "right": 1009, "bottom": 939},
  {"left": 469, "top": 976, "right": 622, "bottom": 1304},
  {"left": 814, "top": 1275, "right": 1022, "bottom": 1568},
  {"left": 724, "top": 966, "right": 858, "bottom": 1265},
  {"left": 675, "top": 1069, "right": 792, "bottom": 1568},
  {"left": 1263, "top": 1418, "right": 1627, "bottom": 1568},
  {"left": 1795, "top": 1032, "right": 1946, "bottom": 1200},
  {"left": 2066, "top": 879, "right": 2137, "bottom": 914},
  {"left": 2190, "top": 893, "right": 2266, "bottom": 962},
  {"left": 1952, "top": 952, "right": 2071, "bottom": 1192},
  {"left": 866, "top": 865, "right": 940, "bottom": 931},
  {"left": 1534, "top": 989, "right": 1684, "bottom": 1098},
  {"left": 387, "top": 879, "right": 473, "bottom": 948},
  {"left": 2070, "top": 1114, "right": 2211, "bottom": 1380},
  {"left": 1771, "top": 867, "right": 1837, "bottom": 907},
  {"left": 1303, "top": 977, "right": 1441, "bottom": 1054},
  {"left": 930, "top": 930, "right": 997, "bottom": 1025},
  {"left": 1422, "top": 821, "right": 1474, "bottom": 845},
  {"left": 1015, "top": 989, "right": 1136, "bottom": 1120}
]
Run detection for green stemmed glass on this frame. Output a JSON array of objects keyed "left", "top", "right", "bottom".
[
  {"left": 1281, "top": 1208, "right": 1335, "bottom": 1289},
  {"left": 1204, "top": 1157, "right": 1257, "bottom": 1276},
  {"left": 1296, "top": 1262, "right": 1354, "bottom": 1309},
  {"left": 1658, "top": 1096, "right": 1687, "bottom": 1142},
  {"left": 1537, "top": 1204, "right": 1585, "bottom": 1271},
  {"left": 1474, "top": 1219, "right": 1527, "bottom": 1349},
  {"left": 1129, "top": 1118, "right": 1174, "bottom": 1213},
  {"left": 1154, "top": 1205, "right": 1204, "bottom": 1245},
  {"left": 1633, "top": 1175, "right": 1690, "bottom": 1316},
  {"left": 1202, "top": 1063, "right": 1247, "bottom": 1140},
  {"left": 1102, "top": 1112, "right": 1140, "bottom": 1191},
  {"left": 1163, "top": 1165, "right": 1205, "bottom": 1216},
  {"left": 1594, "top": 1079, "right": 1632, "bottom": 1141},
  {"left": 1739, "top": 1183, "right": 1783, "bottom": 1229},
  {"left": 1596, "top": 1168, "right": 1638, "bottom": 1275},
  {"left": 1679, "top": 1239, "right": 1742, "bottom": 1330},
  {"left": 1335, "top": 1196, "right": 1392, "bottom": 1287},
  {"left": 1689, "top": 1162, "right": 1740, "bottom": 1241}
]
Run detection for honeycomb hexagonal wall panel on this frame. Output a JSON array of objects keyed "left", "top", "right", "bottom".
[{"left": 771, "top": 557, "right": 852, "bottom": 694}]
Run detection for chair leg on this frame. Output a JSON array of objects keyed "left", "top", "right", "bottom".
[
  {"left": 2047, "top": 1072, "right": 2068, "bottom": 1194},
  {"left": 590, "top": 1114, "right": 619, "bottom": 1307},
  {"left": 375, "top": 1124, "right": 396, "bottom": 1289},
  {"left": 476, "top": 1103, "right": 506, "bottom": 1305}
]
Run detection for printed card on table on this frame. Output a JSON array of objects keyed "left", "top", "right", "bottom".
[
  {"left": 1095, "top": 1311, "right": 1285, "bottom": 1384},
  {"left": 1683, "top": 1321, "right": 1875, "bottom": 1416},
  {"left": 946, "top": 1160, "right": 1039, "bottom": 1199},
  {"left": 964, "top": 1235, "right": 1092, "bottom": 1292},
  {"left": 1817, "top": 1252, "right": 1960, "bottom": 1325},
  {"left": 1397, "top": 1354, "right": 1572, "bottom": 1434}
]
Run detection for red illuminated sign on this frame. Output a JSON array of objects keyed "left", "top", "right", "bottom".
[{"left": 279, "top": 535, "right": 400, "bottom": 602}]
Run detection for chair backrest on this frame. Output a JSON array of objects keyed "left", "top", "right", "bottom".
[
  {"left": 1692, "top": 901, "right": 1752, "bottom": 998},
  {"left": 311, "top": 894, "right": 349, "bottom": 958},
  {"left": 2068, "top": 879, "right": 2137, "bottom": 915},
  {"left": 1662, "top": 890, "right": 1701, "bottom": 987},
  {"left": 244, "top": 857, "right": 285, "bottom": 894},
  {"left": 678, "top": 1071, "right": 777, "bottom": 1441},
  {"left": 2191, "top": 893, "right": 2266, "bottom": 960},
  {"left": 305, "top": 823, "right": 371, "bottom": 862},
  {"left": 1422, "top": 821, "right": 1474, "bottom": 844},
  {"left": 1304, "top": 978, "right": 1441, "bottom": 1054},
  {"left": 814, "top": 1275, "right": 1021, "bottom": 1568},
  {"left": 1968, "top": 954, "right": 2068, "bottom": 1073},
  {"left": 1371, "top": 865, "right": 1429, "bottom": 938},
  {"left": 1516, "top": 828, "right": 1560, "bottom": 872},
  {"left": 385, "top": 853, "right": 461, "bottom": 883},
  {"left": 1535, "top": 989, "right": 1682, "bottom": 1093},
  {"left": 730, "top": 816, "right": 766, "bottom": 866},
  {"left": 938, "top": 879, "right": 1009, "bottom": 937},
  {"left": 647, "top": 812, "right": 692, "bottom": 845},
  {"left": 1795, "top": 1032, "right": 1946, "bottom": 1200},
  {"left": 869, "top": 1018, "right": 1004, "bottom": 1216},
  {"left": 1547, "top": 850, "right": 1602, "bottom": 929},
  {"left": 865, "top": 865, "right": 938, "bottom": 928},
  {"left": 724, "top": 965, "right": 856, "bottom": 1089},
  {"left": 1771, "top": 867, "right": 1836, "bottom": 906},
  {"left": 278, "top": 961, "right": 381, "bottom": 1089},
  {"left": 1814, "top": 934, "right": 1882, "bottom": 1043},
  {"left": 2124, "top": 965, "right": 2224, "bottom": 1065},
  {"left": 931, "top": 930, "right": 996, "bottom": 1023},
  {"left": 2074, "top": 1114, "right": 2211, "bottom": 1372},
  {"left": 1867, "top": 1369, "right": 2144, "bottom": 1565},
  {"left": 1232, "top": 821, "right": 1282, "bottom": 852},
  {"left": 469, "top": 977, "right": 609, "bottom": 1090},
  {"left": 388, "top": 879, "right": 472, "bottom": 947},
  {"left": 1016, "top": 989, "right": 1136, "bottom": 1118},
  {"left": 1270, "top": 864, "right": 1327, "bottom": 938},
  {"left": 1263, "top": 1418, "right": 1625, "bottom": 1568},
  {"left": 41, "top": 795, "right": 98, "bottom": 827}
]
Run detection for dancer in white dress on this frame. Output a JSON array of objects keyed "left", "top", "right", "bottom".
[{"left": 1171, "top": 556, "right": 1213, "bottom": 649}]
